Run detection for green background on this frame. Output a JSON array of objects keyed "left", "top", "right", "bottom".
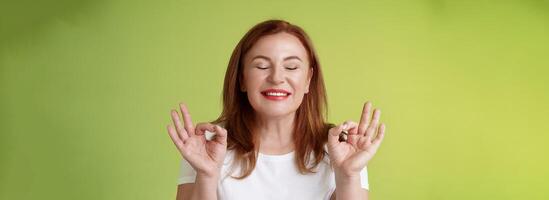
[{"left": 1, "top": 0, "right": 548, "bottom": 199}]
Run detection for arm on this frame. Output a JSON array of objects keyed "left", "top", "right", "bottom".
[
  {"left": 330, "top": 188, "right": 368, "bottom": 200},
  {"left": 330, "top": 178, "right": 369, "bottom": 200},
  {"left": 176, "top": 174, "right": 218, "bottom": 200},
  {"left": 332, "top": 166, "right": 369, "bottom": 200}
]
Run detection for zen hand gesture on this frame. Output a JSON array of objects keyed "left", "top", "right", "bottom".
[
  {"left": 167, "top": 103, "right": 227, "bottom": 178},
  {"left": 327, "top": 101, "right": 386, "bottom": 177}
]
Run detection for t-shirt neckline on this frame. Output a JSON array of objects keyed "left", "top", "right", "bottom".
[{"left": 258, "top": 151, "right": 295, "bottom": 161}]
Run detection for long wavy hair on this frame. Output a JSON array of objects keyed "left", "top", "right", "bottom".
[{"left": 212, "top": 19, "right": 333, "bottom": 179}]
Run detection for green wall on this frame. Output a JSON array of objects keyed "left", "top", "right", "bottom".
[{"left": 1, "top": 0, "right": 548, "bottom": 199}]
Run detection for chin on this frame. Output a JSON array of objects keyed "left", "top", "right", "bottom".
[
  {"left": 253, "top": 105, "right": 298, "bottom": 118},
  {"left": 257, "top": 110, "right": 296, "bottom": 118},
  {"left": 247, "top": 94, "right": 303, "bottom": 117}
]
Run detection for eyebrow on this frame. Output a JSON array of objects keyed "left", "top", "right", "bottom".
[{"left": 251, "top": 55, "right": 302, "bottom": 62}]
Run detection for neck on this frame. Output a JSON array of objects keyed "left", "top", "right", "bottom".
[{"left": 255, "top": 112, "right": 296, "bottom": 155}]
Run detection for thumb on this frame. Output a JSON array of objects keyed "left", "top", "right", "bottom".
[
  {"left": 212, "top": 125, "right": 228, "bottom": 146},
  {"left": 328, "top": 123, "right": 347, "bottom": 147},
  {"left": 195, "top": 123, "right": 216, "bottom": 136}
]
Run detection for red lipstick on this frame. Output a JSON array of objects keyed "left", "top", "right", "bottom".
[{"left": 260, "top": 89, "right": 291, "bottom": 101}]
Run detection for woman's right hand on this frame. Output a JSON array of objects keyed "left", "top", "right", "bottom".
[{"left": 167, "top": 103, "right": 228, "bottom": 179}]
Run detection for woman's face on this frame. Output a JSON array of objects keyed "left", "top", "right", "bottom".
[{"left": 241, "top": 32, "right": 313, "bottom": 118}]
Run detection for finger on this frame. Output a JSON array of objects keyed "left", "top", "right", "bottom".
[
  {"left": 195, "top": 123, "right": 216, "bottom": 136},
  {"left": 212, "top": 125, "right": 228, "bottom": 145},
  {"left": 167, "top": 124, "right": 184, "bottom": 149},
  {"left": 171, "top": 109, "right": 189, "bottom": 140},
  {"left": 366, "top": 123, "right": 385, "bottom": 154},
  {"left": 179, "top": 103, "right": 195, "bottom": 135},
  {"left": 343, "top": 121, "right": 359, "bottom": 147},
  {"left": 357, "top": 134, "right": 369, "bottom": 150},
  {"left": 358, "top": 101, "right": 372, "bottom": 135},
  {"left": 365, "top": 109, "right": 381, "bottom": 142},
  {"left": 328, "top": 123, "right": 345, "bottom": 147},
  {"left": 344, "top": 120, "right": 359, "bottom": 134},
  {"left": 371, "top": 123, "right": 386, "bottom": 146}
]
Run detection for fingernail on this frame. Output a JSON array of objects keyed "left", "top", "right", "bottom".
[{"left": 342, "top": 123, "right": 348, "bottom": 130}]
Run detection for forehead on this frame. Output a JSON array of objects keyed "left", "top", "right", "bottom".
[{"left": 245, "top": 32, "right": 309, "bottom": 62}]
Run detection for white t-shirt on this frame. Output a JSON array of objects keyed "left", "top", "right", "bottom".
[{"left": 177, "top": 148, "right": 369, "bottom": 200}]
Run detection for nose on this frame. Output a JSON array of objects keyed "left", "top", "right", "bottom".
[{"left": 267, "top": 66, "right": 285, "bottom": 84}]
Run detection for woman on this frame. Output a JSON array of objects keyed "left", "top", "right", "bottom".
[{"left": 167, "top": 19, "right": 386, "bottom": 200}]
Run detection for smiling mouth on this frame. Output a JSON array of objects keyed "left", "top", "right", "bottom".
[
  {"left": 260, "top": 89, "right": 291, "bottom": 100},
  {"left": 262, "top": 92, "right": 289, "bottom": 97}
]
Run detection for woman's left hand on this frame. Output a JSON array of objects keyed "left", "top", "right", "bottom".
[{"left": 327, "top": 101, "right": 386, "bottom": 177}]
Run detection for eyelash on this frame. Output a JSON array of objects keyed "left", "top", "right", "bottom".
[
  {"left": 286, "top": 66, "right": 298, "bottom": 70},
  {"left": 255, "top": 66, "right": 298, "bottom": 70}
]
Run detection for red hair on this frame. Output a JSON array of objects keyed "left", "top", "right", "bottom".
[{"left": 212, "top": 19, "right": 333, "bottom": 179}]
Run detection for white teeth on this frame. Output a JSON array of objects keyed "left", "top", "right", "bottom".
[{"left": 265, "top": 92, "right": 288, "bottom": 96}]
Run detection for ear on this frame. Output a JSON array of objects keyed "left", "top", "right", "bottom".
[{"left": 305, "top": 67, "right": 313, "bottom": 94}]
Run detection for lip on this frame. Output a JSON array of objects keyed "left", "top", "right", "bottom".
[{"left": 260, "top": 88, "right": 292, "bottom": 101}]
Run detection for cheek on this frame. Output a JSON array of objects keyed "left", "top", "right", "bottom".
[
  {"left": 243, "top": 70, "right": 262, "bottom": 90},
  {"left": 245, "top": 76, "right": 263, "bottom": 91},
  {"left": 289, "top": 74, "right": 310, "bottom": 93}
]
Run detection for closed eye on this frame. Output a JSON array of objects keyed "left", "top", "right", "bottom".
[{"left": 285, "top": 66, "right": 298, "bottom": 70}]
